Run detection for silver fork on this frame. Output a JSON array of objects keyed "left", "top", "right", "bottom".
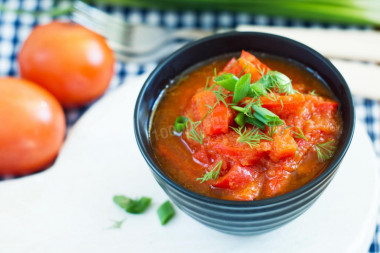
[{"left": 71, "top": 1, "right": 212, "bottom": 62}]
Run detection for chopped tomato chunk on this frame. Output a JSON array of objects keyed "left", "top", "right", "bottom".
[
  {"left": 270, "top": 128, "right": 298, "bottom": 161},
  {"left": 222, "top": 57, "right": 243, "bottom": 76},
  {"left": 212, "top": 165, "right": 254, "bottom": 190},
  {"left": 238, "top": 50, "right": 270, "bottom": 82}
]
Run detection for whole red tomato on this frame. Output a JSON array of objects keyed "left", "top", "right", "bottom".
[
  {"left": 0, "top": 78, "right": 66, "bottom": 175},
  {"left": 18, "top": 21, "right": 114, "bottom": 108}
]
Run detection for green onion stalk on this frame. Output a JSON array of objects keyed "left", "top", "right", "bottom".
[{"left": 85, "top": 0, "right": 380, "bottom": 26}]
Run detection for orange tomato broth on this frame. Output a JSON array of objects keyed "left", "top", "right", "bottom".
[{"left": 150, "top": 51, "right": 342, "bottom": 201}]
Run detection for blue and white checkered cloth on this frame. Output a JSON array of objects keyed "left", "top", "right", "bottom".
[{"left": 1, "top": 0, "right": 379, "bottom": 251}]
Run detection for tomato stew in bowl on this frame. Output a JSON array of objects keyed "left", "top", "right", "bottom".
[
  {"left": 134, "top": 32, "right": 354, "bottom": 235},
  {"left": 151, "top": 51, "right": 342, "bottom": 201}
]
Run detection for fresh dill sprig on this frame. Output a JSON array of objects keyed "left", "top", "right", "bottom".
[
  {"left": 186, "top": 119, "right": 203, "bottom": 144},
  {"left": 212, "top": 87, "right": 229, "bottom": 107},
  {"left": 315, "top": 140, "right": 336, "bottom": 162},
  {"left": 264, "top": 89, "right": 278, "bottom": 102},
  {"left": 196, "top": 161, "right": 223, "bottom": 183},
  {"left": 268, "top": 126, "right": 278, "bottom": 137},
  {"left": 292, "top": 127, "right": 308, "bottom": 141},
  {"left": 204, "top": 76, "right": 212, "bottom": 90},
  {"left": 108, "top": 219, "right": 126, "bottom": 229},
  {"left": 309, "top": 90, "right": 318, "bottom": 95},
  {"left": 230, "top": 126, "right": 273, "bottom": 148},
  {"left": 237, "top": 64, "right": 248, "bottom": 78},
  {"left": 280, "top": 125, "right": 293, "bottom": 136}
]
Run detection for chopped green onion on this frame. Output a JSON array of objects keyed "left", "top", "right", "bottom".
[
  {"left": 234, "top": 112, "right": 245, "bottom": 127},
  {"left": 157, "top": 201, "right": 175, "bottom": 225},
  {"left": 252, "top": 105, "right": 284, "bottom": 126},
  {"left": 89, "top": 0, "right": 380, "bottom": 26},
  {"left": 113, "top": 195, "right": 152, "bottom": 214},
  {"left": 248, "top": 80, "right": 267, "bottom": 97},
  {"left": 244, "top": 116, "right": 266, "bottom": 130},
  {"left": 213, "top": 73, "right": 238, "bottom": 92},
  {"left": 230, "top": 105, "right": 246, "bottom": 113},
  {"left": 233, "top": 73, "right": 251, "bottom": 104},
  {"left": 173, "top": 116, "right": 188, "bottom": 132}
]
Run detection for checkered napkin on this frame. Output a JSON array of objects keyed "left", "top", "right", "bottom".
[{"left": 1, "top": 0, "right": 379, "bottom": 251}]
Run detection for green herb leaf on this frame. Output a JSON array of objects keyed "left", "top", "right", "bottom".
[
  {"left": 173, "top": 116, "right": 188, "bottom": 132},
  {"left": 233, "top": 73, "right": 251, "bottom": 104},
  {"left": 108, "top": 219, "right": 126, "bottom": 229},
  {"left": 254, "top": 71, "right": 295, "bottom": 95},
  {"left": 252, "top": 105, "right": 284, "bottom": 127},
  {"left": 271, "top": 71, "right": 295, "bottom": 95},
  {"left": 316, "top": 140, "right": 336, "bottom": 162},
  {"left": 268, "top": 126, "right": 278, "bottom": 137},
  {"left": 212, "top": 87, "right": 229, "bottom": 107},
  {"left": 186, "top": 119, "right": 203, "bottom": 144},
  {"left": 230, "top": 126, "right": 272, "bottom": 148},
  {"left": 213, "top": 73, "right": 238, "bottom": 92},
  {"left": 244, "top": 115, "right": 266, "bottom": 130},
  {"left": 113, "top": 195, "right": 152, "bottom": 214},
  {"left": 309, "top": 90, "right": 318, "bottom": 96},
  {"left": 157, "top": 201, "right": 175, "bottom": 225},
  {"left": 248, "top": 79, "right": 267, "bottom": 98},
  {"left": 234, "top": 112, "right": 245, "bottom": 127},
  {"left": 292, "top": 127, "right": 308, "bottom": 141},
  {"left": 197, "top": 161, "right": 223, "bottom": 183}
]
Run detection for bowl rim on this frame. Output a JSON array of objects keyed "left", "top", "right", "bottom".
[{"left": 134, "top": 31, "right": 355, "bottom": 207}]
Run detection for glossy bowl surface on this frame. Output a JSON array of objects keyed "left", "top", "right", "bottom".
[{"left": 134, "top": 32, "right": 355, "bottom": 235}]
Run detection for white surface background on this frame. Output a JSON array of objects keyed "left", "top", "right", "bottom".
[{"left": 0, "top": 75, "right": 378, "bottom": 253}]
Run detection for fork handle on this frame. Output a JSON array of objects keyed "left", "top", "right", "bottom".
[{"left": 171, "top": 29, "right": 214, "bottom": 40}]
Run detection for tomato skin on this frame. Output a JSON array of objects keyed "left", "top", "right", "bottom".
[
  {"left": 18, "top": 21, "right": 114, "bottom": 108},
  {"left": 0, "top": 78, "right": 66, "bottom": 175}
]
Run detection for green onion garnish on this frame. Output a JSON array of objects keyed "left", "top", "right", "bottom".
[
  {"left": 233, "top": 73, "right": 251, "bottom": 104},
  {"left": 252, "top": 105, "right": 284, "bottom": 126},
  {"left": 213, "top": 73, "right": 238, "bottom": 92},
  {"left": 234, "top": 112, "right": 245, "bottom": 127},
  {"left": 113, "top": 195, "right": 152, "bottom": 214},
  {"left": 173, "top": 116, "right": 188, "bottom": 132},
  {"left": 244, "top": 115, "right": 266, "bottom": 130},
  {"left": 157, "top": 200, "right": 175, "bottom": 225}
]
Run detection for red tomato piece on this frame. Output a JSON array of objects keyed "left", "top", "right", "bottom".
[
  {"left": 237, "top": 50, "right": 270, "bottom": 82},
  {"left": 191, "top": 90, "right": 231, "bottom": 136},
  {"left": 212, "top": 165, "right": 254, "bottom": 190},
  {"left": 269, "top": 128, "right": 298, "bottom": 161},
  {"left": 222, "top": 57, "right": 243, "bottom": 76}
]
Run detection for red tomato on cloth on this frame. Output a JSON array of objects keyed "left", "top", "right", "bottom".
[
  {"left": 18, "top": 21, "right": 115, "bottom": 108},
  {"left": 0, "top": 78, "right": 66, "bottom": 175}
]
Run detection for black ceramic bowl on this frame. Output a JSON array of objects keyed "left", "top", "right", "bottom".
[{"left": 134, "top": 32, "right": 355, "bottom": 235}]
